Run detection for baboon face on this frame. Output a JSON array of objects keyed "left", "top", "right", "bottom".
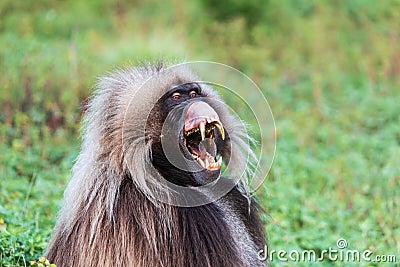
[{"left": 148, "top": 82, "right": 227, "bottom": 187}]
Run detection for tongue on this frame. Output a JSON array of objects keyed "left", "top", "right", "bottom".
[{"left": 199, "top": 139, "right": 217, "bottom": 160}]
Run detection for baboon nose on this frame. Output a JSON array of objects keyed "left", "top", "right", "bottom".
[{"left": 184, "top": 102, "right": 219, "bottom": 132}]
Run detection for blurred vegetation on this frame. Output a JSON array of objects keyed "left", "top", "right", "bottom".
[{"left": 0, "top": 0, "right": 399, "bottom": 266}]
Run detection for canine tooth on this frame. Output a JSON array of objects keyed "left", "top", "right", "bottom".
[
  {"left": 215, "top": 123, "right": 225, "bottom": 140},
  {"left": 197, "top": 158, "right": 205, "bottom": 168},
  {"left": 218, "top": 156, "right": 222, "bottom": 164},
  {"left": 199, "top": 122, "right": 206, "bottom": 141}
]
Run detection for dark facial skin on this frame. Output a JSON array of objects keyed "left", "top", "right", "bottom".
[{"left": 162, "top": 83, "right": 202, "bottom": 112}]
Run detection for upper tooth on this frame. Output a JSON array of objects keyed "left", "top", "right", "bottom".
[
  {"left": 199, "top": 122, "right": 206, "bottom": 141},
  {"left": 215, "top": 123, "right": 225, "bottom": 140}
]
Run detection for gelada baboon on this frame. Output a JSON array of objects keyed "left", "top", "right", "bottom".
[{"left": 46, "top": 62, "right": 266, "bottom": 266}]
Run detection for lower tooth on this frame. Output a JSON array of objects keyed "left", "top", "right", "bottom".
[
  {"left": 197, "top": 156, "right": 222, "bottom": 170},
  {"left": 197, "top": 158, "right": 205, "bottom": 168}
]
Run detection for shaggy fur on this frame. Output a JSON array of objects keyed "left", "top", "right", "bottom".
[{"left": 46, "top": 62, "right": 266, "bottom": 266}]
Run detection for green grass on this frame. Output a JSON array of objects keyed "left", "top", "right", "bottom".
[{"left": 1, "top": 0, "right": 399, "bottom": 266}]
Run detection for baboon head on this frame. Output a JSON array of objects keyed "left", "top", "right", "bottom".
[{"left": 148, "top": 81, "right": 230, "bottom": 187}]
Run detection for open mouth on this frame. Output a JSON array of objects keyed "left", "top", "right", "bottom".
[{"left": 183, "top": 102, "right": 225, "bottom": 171}]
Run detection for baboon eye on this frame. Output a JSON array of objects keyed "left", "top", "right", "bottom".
[
  {"left": 171, "top": 92, "right": 181, "bottom": 101},
  {"left": 189, "top": 91, "right": 197, "bottom": 99}
]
